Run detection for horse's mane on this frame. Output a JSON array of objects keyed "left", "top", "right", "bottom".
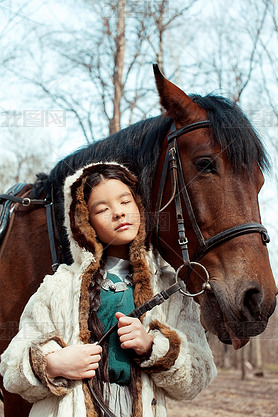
[
  {"left": 34, "top": 94, "right": 269, "bottom": 264},
  {"left": 47, "top": 115, "right": 173, "bottom": 209},
  {"left": 191, "top": 94, "right": 270, "bottom": 172},
  {"left": 40, "top": 115, "right": 173, "bottom": 263}
]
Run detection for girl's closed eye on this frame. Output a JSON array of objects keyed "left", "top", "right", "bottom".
[
  {"left": 96, "top": 207, "right": 108, "bottom": 214},
  {"left": 121, "top": 200, "right": 131, "bottom": 205}
]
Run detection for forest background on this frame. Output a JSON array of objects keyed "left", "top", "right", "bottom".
[{"left": 0, "top": 0, "right": 278, "bottom": 377}]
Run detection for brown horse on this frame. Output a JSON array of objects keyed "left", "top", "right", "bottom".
[{"left": 0, "top": 65, "right": 276, "bottom": 416}]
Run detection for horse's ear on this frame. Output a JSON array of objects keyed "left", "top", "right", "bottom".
[{"left": 153, "top": 64, "right": 204, "bottom": 123}]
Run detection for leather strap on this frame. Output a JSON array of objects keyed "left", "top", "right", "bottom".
[
  {"left": 86, "top": 379, "right": 117, "bottom": 417},
  {"left": 154, "top": 121, "right": 210, "bottom": 263},
  {"left": 175, "top": 144, "right": 205, "bottom": 247},
  {"left": 0, "top": 193, "right": 49, "bottom": 206},
  {"left": 193, "top": 222, "right": 270, "bottom": 261},
  {"left": 0, "top": 188, "right": 60, "bottom": 272},
  {"left": 167, "top": 120, "right": 211, "bottom": 142},
  {"left": 46, "top": 202, "right": 60, "bottom": 272}
]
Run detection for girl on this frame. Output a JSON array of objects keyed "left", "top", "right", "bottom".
[{"left": 0, "top": 162, "right": 217, "bottom": 417}]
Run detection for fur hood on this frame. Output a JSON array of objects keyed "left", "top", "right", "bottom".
[{"left": 63, "top": 162, "right": 144, "bottom": 264}]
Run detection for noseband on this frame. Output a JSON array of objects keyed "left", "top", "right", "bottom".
[{"left": 154, "top": 120, "right": 270, "bottom": 293}]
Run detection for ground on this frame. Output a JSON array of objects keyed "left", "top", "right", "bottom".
[
  {"left": 167, "top": 370, "right": 278, "bottom": 417},
  {"left": 1, "top": 370, "right": 278, "bottom": 416}
]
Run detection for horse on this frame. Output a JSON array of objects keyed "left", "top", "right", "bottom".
[{"left": 0, "top": 65, "right": 276, "bottom": 416}]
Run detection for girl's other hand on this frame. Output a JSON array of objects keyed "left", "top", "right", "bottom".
[
  {"left": 115, "top": 312, "right": 154, "bottom": 356},
  {"left": 46, "top": 344, "right": 102, "bottom": 380}
]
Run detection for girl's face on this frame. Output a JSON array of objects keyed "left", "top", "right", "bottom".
[{"left": 88, "top": 179, "right": 141, "bottom": 258}]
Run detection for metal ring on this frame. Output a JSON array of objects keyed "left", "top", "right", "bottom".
[
  {"left": 22, "top": 198, "right": 31, "bottom": 206},
  {"left": 175, "top": 262, "right": 211, "bottom": 297},
  {"left": 261, "top": 231, "right": 270, "bottom": 244}
]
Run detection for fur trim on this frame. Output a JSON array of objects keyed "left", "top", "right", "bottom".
[
  {"left": 79, "top": 262, "right": 101, "bottom": 344},
  {"left": 138, "top": 320, "right": 181, "bottom": 373},
  {"left": 70, "top": 176, "right": 104, "bottom": 258},
  {"left": 82, "top": 380, "right": 98, "bottom": 417},
  {"left": 131, "top": 369, "right": 143, "bottom": 417},
  {"left": 29, "top": 335, "right": 74, "bottom": 396},
  {"left": 63, "top": 161, "right": 131, "bottom": 264},
  {"left": 73, "top": 162, "right": 153, "bottom": 345},
  {"left": 129, "top": 198, "right": 153, "bottom": 308}
]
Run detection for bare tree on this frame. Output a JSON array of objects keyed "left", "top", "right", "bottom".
[
  {"left": 190, "top": 0, "right": 273, "bottom": 102},
  {"left": 0, "top": 128, "right": 56, "bottom": 191},
  {"left": 0, "top": 0, "right": 199, "bottom": 141}
]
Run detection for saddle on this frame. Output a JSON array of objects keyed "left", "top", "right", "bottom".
[{"left": 0, "top": 183, "right": 29, "bottom": 245}]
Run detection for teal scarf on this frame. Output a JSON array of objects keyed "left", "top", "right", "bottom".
[{"left": 97, "top": 272, "right": 135, "bottom": 385}]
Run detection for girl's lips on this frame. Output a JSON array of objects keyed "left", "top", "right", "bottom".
[{"left": 115, "top": 222, "right": 132, "bottom": 231}]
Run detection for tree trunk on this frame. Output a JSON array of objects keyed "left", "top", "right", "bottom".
[
  {"left": 110, "top": 0, "right": 126, "bottom": 135},
  {"left": 254, "top": 337, "right": 263, "bottom": 370},
  {"left": 241, "top": 346, "right": 246, "bottom": 380}
]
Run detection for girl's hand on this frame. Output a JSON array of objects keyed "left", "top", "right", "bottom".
[
  {"left": 46, "top": 344, "right": 102, "bottom": 380},
  {"left": 115, "top": 312, "right": 154, "bottom": 356}
]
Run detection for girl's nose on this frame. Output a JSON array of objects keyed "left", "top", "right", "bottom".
[{"left": 113, "top": 210, "right": 125, "bottom": 220}]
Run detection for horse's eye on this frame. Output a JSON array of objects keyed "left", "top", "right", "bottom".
[{"left": 194, "top": 158, "right": 217, "bottom": 173}]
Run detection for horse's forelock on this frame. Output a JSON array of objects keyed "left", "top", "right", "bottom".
[{"left": 190, "top": 94, "right": 270, "bottom": 173}]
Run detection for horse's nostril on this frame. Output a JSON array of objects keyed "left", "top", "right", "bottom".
[{"left": 243, "top": 288, "right": 263, "bottom": 320}]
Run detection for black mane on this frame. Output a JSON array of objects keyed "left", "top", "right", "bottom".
[
  {"left": 35, "top": 94, "right": 269, "bottom": 264},
  {"left": 190, "top": 94, "right": 270, "bottom": 172},
  {"left": 42, "top": 115, "right": 173, "bottom": 263},
  {"left": 47, "top": 115, "right": 173, "bottom": 209}
]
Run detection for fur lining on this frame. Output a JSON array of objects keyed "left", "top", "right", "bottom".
[
  {"left": 29, "top": 335, "right": 74, "bottom": 396},
  {"left": 132, "top": 369, "right": 143, "bottom": 417},
  {"left": 73, "top": 162, "right": 153, "bottom": 345},
  {"left": 129, "top": 198, "right": 154, "bottom": 308},
  {"left": 79, "top": 262, "right": 101, "bottom": 344},
  {"left": 139, "top": 320, "right": 181, "bottom": 373},
  {"left": 82, "top": 380, "right": 98, "bottom": 417},
  {"left": 70, "top": 176, "right": 104, "bottom": 257},
  {"left": 63, "top": 161, "right": 135, "bottom": 264}
]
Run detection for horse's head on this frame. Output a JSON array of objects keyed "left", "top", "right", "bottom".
[{"left": 152, "top": 65, "right": 277, "bottom": 349}]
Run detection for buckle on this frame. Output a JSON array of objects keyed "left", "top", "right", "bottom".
[{"left": 178, "top": 237, "right": 188, "bottom": 246}]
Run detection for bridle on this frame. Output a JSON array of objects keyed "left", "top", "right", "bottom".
[{"left": 154, "top": 119, "right": 270, "bottom": 295}]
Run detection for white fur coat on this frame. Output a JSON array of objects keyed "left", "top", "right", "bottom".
[{"left": 0, "top": 250, "right": 217, "bottom": 416}]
